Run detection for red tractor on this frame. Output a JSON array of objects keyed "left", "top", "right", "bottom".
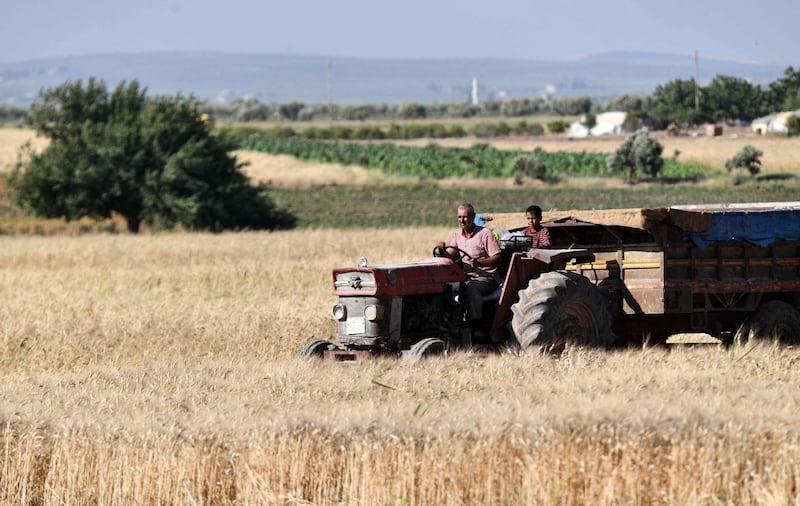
[
  {"left": 300, "top": 203, "right": 800, "bottom": 361},
  {"left": 299, "top": 232, "right": 599, "bottom": 362}
]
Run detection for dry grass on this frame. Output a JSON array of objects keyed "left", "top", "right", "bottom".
[
  {"left": 2, "top": 230, "right": 800, "bottom": 504},
  {"left": 4, "top": 127, "right": 800, "bottom": 503},
  {"left": 235, "top": 151, "right": 421, "bottom": 189},
  {"left": 0, "top": 128, "right": 47, "bottom": 173}
]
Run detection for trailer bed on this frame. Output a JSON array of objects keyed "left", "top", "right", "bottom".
[{"left": 487, "top": 202, "right": 800, "bottom": 250}]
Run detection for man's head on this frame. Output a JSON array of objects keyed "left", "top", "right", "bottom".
[
  {"left": 525, "top": 205, "right": 543, "bottom": 229},
  {"left": 457, "top": 203, "right": 476, "bottom": 233}
]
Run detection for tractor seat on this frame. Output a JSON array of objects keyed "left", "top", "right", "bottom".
[{"left": 482, "top": 282, "right": 504, "bottom": 303}]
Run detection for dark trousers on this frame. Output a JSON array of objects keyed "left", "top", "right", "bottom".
[{"left": 464, "top": 276, "right": 499, "bottom": 320}]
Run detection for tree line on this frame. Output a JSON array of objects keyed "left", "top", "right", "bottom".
[
  {"left": 194, "top": 66, "right": 800, "bottom": 129},
  {"left": 2, "top": 67, "right": 798, "bottom": 130}
]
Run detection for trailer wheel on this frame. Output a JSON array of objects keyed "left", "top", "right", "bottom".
[
  {"left": 511, "top": 271, "right": 614, "bottom": 353},
  {"left": 736, "top": 301, "right": 800, "bottom": 345},
  {"left": 297, "top": 339, "right": 337, "bottom": 358},
  {"left": 404, "top": 338, "right": 447, "bottom": 361}
]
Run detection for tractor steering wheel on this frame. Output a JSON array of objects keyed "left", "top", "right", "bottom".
[{"left": 433, "top": 245, "right": 474, "bottom": 271}]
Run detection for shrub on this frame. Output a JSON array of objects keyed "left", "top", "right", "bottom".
[
  {"left": 330, "top": 126, "right": 354, "bottom": 140},
  {"left": 512, "top": 155, "right": 547, "bottom": 184},
  {"left": 547, "top": 120, "right": 570, "bottom": 134},
  {"left": 447, "top": 124, "right": 468, "bottom": 137},
  {"left": 353, "top": 126, "right": 385, "bottom": 140},
  {"left": 267, "top": 126, "right": 297, "bottom": 139},
  {"left": 472, "top": 122, "right": 497, "bottom": 138},
  {"left": 725, "top": 145, "right": 763, "bottom": 184},
  {"left": 513, "top": 120, "right": 544, "bottom": 136},
  {"left": 607, "top": 129, "right": 664, "bottom": 183}
]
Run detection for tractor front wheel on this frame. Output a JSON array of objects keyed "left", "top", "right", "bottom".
[
  {"left": 297, "top": 339, "right": 337, "bottom": 359},
  {"left": 511, "top": 271, "right": 614, "bottom": 353},
  {"left": 404, "top": 338, "right": 447, "bottom": 361}
]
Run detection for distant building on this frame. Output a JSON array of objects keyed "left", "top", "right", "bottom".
[
  {"left": 750, "top": 114, "right": 774, "bottom": 134},
  {"left": 471, "top": 78, "right": 479, "bottom": 106},
  {"left": 751, "top": 110, "right": 800, "bottom": 134},
  {"left": 568, "top": 111, "right": 628, "bottom": 138}
]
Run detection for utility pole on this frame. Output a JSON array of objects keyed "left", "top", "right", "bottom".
[
  {"left": 694, "top": 49, "right": 700, "bottom": 113},
  {"left": 327, "top": 60, "right": 333, "bottom": 127}
]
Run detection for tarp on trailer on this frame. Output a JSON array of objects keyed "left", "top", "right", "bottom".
[
  {"left": 483, "top": 202, "right": 800, "bottom": 249},
  {"left": 668, "top": 203, "right": 800, "bottom": 249}
]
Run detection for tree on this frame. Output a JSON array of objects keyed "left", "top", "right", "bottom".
[
  {"left": 595, "top": 94, "right": 653, "bottom": 113},
  {"left": 277, "top": 101, "right": 304, "bottom": 120},
  {"left": 396, "top": 102, "right": 428, "bottom": 119},
  {"left": 725, "top": 145, "right": 763, "bottom": 184},
  {"left": 703, "top": 74, "right": 764, "bottom": 122},
  {"left": 230, "top": 98, "right": 271, "bottom": 121},
  {"left": 549, "top": 96, "right": 591, "bottom": 116},
  {"left": 501, "top": 97, "right": 542, "bottom": 117},
  {"left": 581, "top": 112, "right": 597, "bottom": 135},
  {"left": 787, "top": 115, "right": 800, "bottom": 137},
  {"left": 12, "top": 78, "right": 294, "bottom": 233},
  {"left": 652, "top": 78, "right": 706, "bottom": 125},
  {"left": 764, "top": 66, "right": 800, "bottom": 112},
  {"left": 607, "top": 129, "right": 664, "bottom": 183},
  {"left": 341, "top": 104, "right": 375, "bottom": 121}
]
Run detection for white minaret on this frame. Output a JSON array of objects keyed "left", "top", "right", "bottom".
[{"left": 471, "top": 78, "right": 479, "bottom": 105}]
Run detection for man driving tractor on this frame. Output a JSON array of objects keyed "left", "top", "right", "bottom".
[{"left": 435, "top": 202, "right": 501, "bottom": 337}]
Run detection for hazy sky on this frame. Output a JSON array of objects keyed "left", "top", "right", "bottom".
[{"left": 2, "top": 0, "right": 797, "bottom": 65}]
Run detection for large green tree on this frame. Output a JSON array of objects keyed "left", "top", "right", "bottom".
[
  {"left": 764, "top": 66, "right": 800, "bottom": 112},
  {"left": 12, "top": 79, "right": 294, "bottom": 233},
  {"left": 703, "top": 75, "right": 764, "bottom": 122},
  {"left": 652, "top": 78, "right": 706, "bottom": 125}
]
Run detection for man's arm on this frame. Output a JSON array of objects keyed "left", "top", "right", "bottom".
[{"left": 473, "top": 253, "right": 500, "bottom": 268}]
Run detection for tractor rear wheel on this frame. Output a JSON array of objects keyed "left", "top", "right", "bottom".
[
  {"left": 404, "top": 338, "right": 447, "bottom": 361},
  {"left": 297, "top": 339, "right": 337, "bottom": 359},
  {"left": 511, "top": 271, "right": 614, "bottom": 353},
  {"left": 736, "top": 301, "right": 800, "bottom": 345}
]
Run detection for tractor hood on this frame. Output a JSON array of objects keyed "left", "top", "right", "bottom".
[{"left": 332, "top": 257, "right": 466, "bottom": 297}]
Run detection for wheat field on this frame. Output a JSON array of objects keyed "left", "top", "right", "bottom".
[
  {"left": 4, "top": 127, "right": 800, "bottom": 504},
  {"left": 2, "top": 230, "right": 800, "bottom": 504}
]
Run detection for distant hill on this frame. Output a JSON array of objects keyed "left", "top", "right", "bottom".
[{"left": 0, "top": 51, "right": 787, "bottom": 106}]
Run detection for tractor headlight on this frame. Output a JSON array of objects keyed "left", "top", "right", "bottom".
[
  {"left": 364, "top": 305, "right": 384, "bottom": 321},
  {"left": 331, "top": 304, "right": 347, "bottom": 320}
]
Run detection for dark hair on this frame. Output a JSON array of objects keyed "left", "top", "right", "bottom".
[{"left": 526, "top": 205, "right": 542, "bottom": 219}]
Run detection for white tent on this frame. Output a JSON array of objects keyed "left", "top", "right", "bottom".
[
  {"left": 568, "top": 111, "right": 628, "bottom": 138},
  {"left": 751, "top": 114, "right": 774, "bottom": 134},
  {"left": 752, "top": 110, "right": 800, "bottom": 134}
]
